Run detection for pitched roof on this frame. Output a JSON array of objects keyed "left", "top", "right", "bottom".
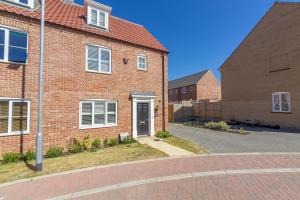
[
  {"left": 0, "top": 0, "right": 167, "bottom": 52},
  {"left": 168, "top": 70, "right": 209, "bottom": 89},
  {"left": 219, "top": 2, "right": 300, "bottom": 70}
]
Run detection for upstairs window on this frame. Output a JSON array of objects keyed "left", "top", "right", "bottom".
[
  {"left": 87, "top": 6, "right": 109, "bottom": 30},
  {"left": 169, "top": 90, "right": 172, "bottom": 96},
  {"left": 0, "top": 27, "right": 28, "bottom": 64},
  {"left": 181, "top": 87, "right": 187, "bottom": 94},
  {"left": 137, "top": 54, "right": 147, "bottom": 71},
  {"left": 86, "top": 45, "right": 111, "bottom": 74},
  {"left": 272, "top": 92, "right": 291, "bottom": 113},
  {"left": 5, "top": 0, "right": 34, "bottom": 8}
]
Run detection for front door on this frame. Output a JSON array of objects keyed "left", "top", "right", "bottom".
[{"left": 137, "top": 103, "right": 150, "bottom": 136}]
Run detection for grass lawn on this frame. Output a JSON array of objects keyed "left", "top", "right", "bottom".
[
  {"left": 0, "top": 143, "right": 167, "bottom": 184},
  {"left": 163, "top": 136, "right": 208, "bottom": 154}
]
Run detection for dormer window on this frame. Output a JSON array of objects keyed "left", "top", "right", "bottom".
[
  {"left": 86, "top": 0, "right": 111, "bottom": 30},
  {"left": 88, "top": 6, "right": 109, "bottom": 30},
  {"left": 5, "top": 0, "right": 34, "bottom": 8}
]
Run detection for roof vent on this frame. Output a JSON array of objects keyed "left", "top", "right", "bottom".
[{"left": 63, "top": 0, "right": 75, "bottom": 4}]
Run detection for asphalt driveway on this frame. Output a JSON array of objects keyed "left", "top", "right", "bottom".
[{"left": 170, "top": 123, "right": 300, "bottom": 153}]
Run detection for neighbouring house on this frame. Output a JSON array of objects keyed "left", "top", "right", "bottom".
[
  {"left": 0, "top": 0, "right": 168, "bottom": 154},
  {"left": 220, "top": 2, "right": 300, "bottom": 129},
  {"left": 168, "top": 70, "right": 221, "bottom": 102}
]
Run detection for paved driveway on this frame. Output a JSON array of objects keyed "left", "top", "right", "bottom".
[{"left": 170, "top": 123, "right": 300, "bottom": 153}]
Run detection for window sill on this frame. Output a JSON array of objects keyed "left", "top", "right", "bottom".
[
  {"left": 79, "top": 124, "right": 118, "bottom": 130},
  {"left": 0, "top": 60, "right": 28, "bottom": 66},
  {"left": 271, "top": 111, "right": 292, "bottom": 114},
  {"left": 137, "top": 68, "right": 147, "bottom": 72},
  {"left": 85, "top": 70, "right": 112, "bottom": 75},
  {"left": 0, "top": 132, "right": 29, "bottom": 137}
]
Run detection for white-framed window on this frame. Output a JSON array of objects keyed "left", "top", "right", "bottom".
[
  {"left": 80, "top": 100, "right": 117, "bottom": 129},
  {"left": 87, "top": 6, "right": 109, "bottom": 30},
  {"left": 181, "top": 87, "right": 187, "bottom": 94},
  {"left": 137, "top": 54, "right": 147, "bottom": 71},
  {"left": 0, "top": 99, "right": 30, "bottom": 136},
  {"left": 272, "top": 92, "right": 291, "bottom": 113},
  {"left": 0, "top": 27, "right": 28, "bottom": 64},
  {"left": 86, "top": 45, "right": 111, "bottom": 74},
  {"left": 6, "top": 0, "right": 34, "bottom": 8}
]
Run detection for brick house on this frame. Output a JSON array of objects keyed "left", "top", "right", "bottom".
[
  {"left": 220, "top": 2, "right": 300, "bottom": 129},
  {"left": 0, "top": 0, "right": 168, "bottom": 154},
  {"left": 168, "top": 70, "right": 221, "bottom": 102}
]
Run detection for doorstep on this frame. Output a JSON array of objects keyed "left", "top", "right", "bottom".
[{"left": 137, "top": 137, "right": 195, "bottom": 157}]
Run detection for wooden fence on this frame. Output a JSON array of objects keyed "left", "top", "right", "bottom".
[{"left": 168, "top": 101, "right": 221, "bottom": 122}]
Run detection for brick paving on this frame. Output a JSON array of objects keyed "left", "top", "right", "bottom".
[
  {"left": 0, "top": 154, "right": 299, "bottom": 200},
  {"left": 82, "top": 173, "right": 300, "bottom": 200}
]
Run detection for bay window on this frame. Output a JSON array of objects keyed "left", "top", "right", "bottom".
[{"left": 80, "top": 100, "right": 117, "bottom": 129}]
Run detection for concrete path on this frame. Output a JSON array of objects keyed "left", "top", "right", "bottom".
[
  {"left": 0, "top": 153, "right": 299, "bottom": 200},
  {"left": 170, "top": 123, "right": 300, "bottom": 153},
  {"left": 137, "top": 136, "right": 195, "bottom": 156}
]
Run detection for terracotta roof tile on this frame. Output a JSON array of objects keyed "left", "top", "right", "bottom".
[{"left": 0, "top": 0, "right": 167, "bottom": 52}]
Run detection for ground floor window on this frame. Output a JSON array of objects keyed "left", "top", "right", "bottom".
[
  {"left": 80, "top": 100, "right": 117, "bottom": 129},
  {"left": 272, "top": 92, "right": 291, "bottom": 112},
  {"left": 0, "top": 99, "right": 30, "bottom": 135}
]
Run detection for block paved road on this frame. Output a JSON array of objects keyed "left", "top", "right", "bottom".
[
  {"left": 0, "top": 153, "right": 299, "bottom": 200},
  {"left": 170, "top": 123, "right": 300, "bottom": 153}
]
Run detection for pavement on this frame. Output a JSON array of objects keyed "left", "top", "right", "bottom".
[
  {"left": 0, "top": 153, "right": 299, "bottom": 200},
  {"left": 170, "top": 123, "right": 300, "bottom": 153},
  {"left": 137, "top": 136, "right": 195, "bottom": 156}
]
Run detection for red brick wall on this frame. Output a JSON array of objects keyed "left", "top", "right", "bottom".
[
  {"left": 168, "top": 70, "right": 221, "bottom": 102},
  {"left": 168, "top": 85, "right": 197, "bottom": 102},
  {"left": 0, "top": 13, "right": 168, "bottom": 154}
]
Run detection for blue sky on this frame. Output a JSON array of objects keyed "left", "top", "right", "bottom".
[{"left": 76, "top": 0, "right": 280, "bottom": 80}]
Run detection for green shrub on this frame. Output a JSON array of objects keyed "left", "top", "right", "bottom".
[
  {"left": 81, "top": 135, "right": 92, "bottom": 150},
  {"left": 183, "top": 122, "right": 193, "bottom": 126},
  {"left": 92, "top": 138, "right": 103, "bottom": 149},
  {"left": 103, "top": 138, "right": 110, "bottom": 148},
  {"left": 2, "top": 152, "right": 22, "bottom": 164},
  {"left": 46, "top": 147, "right": 64, "bottom": 158},
  {"left": 108, "top": 138, "right": 119, "bottom": 147},
  {"left": 121, "top": 136, "right": 136, "bottom": 144},
  {"left": 155, "top": 131, "right": 171, "bottom": 138},
  {"left": 22, "top": 150, "right": 36, "bottom": 161},
  {"left": 203, "top": 121, "right": 230, "bottom": 131},
  {"left": 68, "top": 138, "right": 83, "bottom": 154}
]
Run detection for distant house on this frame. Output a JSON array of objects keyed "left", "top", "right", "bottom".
[
  {"left": 168, "top": 70, "right": 221, "bottom": 102},
  {"left": 220, "top": 2, "right": 300, "bottom": 129}
]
